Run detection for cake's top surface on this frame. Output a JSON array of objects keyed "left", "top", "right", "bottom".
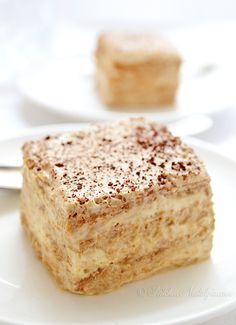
[
  {"left": 23, "top": 118, "right": 205, "bottom": 204},
  {"left": 96, "top": 32, "right": 181, "bottom": 64}
]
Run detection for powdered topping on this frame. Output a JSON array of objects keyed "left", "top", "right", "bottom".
[{"left": 22, "top": 118, "right": 203, "bottom": 204}]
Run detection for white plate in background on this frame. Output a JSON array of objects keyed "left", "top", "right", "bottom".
[
  {"left": 0, "top": 125, "right": 236, "bottom": 324},
  {"left": 17, "top": 25, "right": 236, "bottom": 122}
]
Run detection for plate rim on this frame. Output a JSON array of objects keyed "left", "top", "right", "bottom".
[{"left": 17, "top": 56, "right": 228, "bottom": 124}]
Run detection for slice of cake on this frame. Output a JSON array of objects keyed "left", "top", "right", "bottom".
[
  {"left": 95, "top": 32, "right": 182, "bottom": 108},
  {"left": 20, "top": 118, "right": 214, "bottom": 295}
]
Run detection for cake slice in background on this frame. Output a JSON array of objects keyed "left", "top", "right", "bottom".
[{"left": 95, "top": 33, "right": 182, "bottom": 108}]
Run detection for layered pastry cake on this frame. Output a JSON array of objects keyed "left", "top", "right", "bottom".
[
  {"left": 95, "top": 32, "right": 182, "bottom": 108},
  {"left": 21, "top": 118, "right": 214, "bottom": 295}
]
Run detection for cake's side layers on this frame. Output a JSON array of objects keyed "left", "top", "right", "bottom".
[
  {"left": 96, "top": 70, "right": 178, "bottom": 107},
  {"left": 95, "top": 33, "right": 181, "bottom": 106},
  {"left": 95, "top": 56, "right": 180, "bottom": 107},
  {"left": 21, "top": 164, "right": 214, "bottom": 294},
  {"left": 21, "top": 213, "right": 213, "bottom": 295}
]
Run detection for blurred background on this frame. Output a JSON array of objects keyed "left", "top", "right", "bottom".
[
  {"left": 0, "top": 0, "right": 236, "bottom": 151},
  {"left": 1, "top": 0, "right": 236, "bottom": 83}
]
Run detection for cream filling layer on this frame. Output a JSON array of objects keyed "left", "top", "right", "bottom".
[{"left": 73, "top": 186, "right": 210, "bottom": 241}]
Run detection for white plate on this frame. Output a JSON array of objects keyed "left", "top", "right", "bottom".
[
  {"left": 0, "top": 125, "right": 236, "bottom": 325},
  {"left": 17, "top": 26, "right": 236, "bottom": 123}
]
